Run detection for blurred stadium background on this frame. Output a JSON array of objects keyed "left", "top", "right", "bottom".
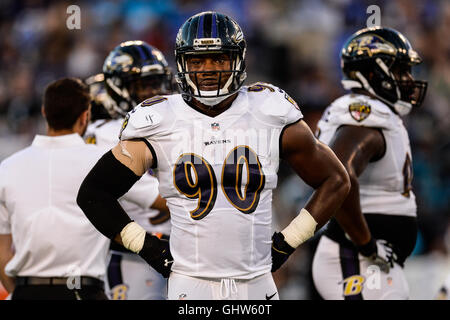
[{"left": 0, "top": 0, "right": 448, "bottom": 300}]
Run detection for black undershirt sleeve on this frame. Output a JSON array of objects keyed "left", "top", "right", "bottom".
[{"left": 77, "top": 150, "right": 141, "bottom": 239}]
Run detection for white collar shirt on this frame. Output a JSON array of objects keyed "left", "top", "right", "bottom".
[{"left": 0, "top": 133, "right": 110, "bottom": 279}]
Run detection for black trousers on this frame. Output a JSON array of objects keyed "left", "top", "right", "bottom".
[
  {"left": 12, "top": 285, "right": 108, "bottom": 300},
  {"left": 12, "top": 280, "right": 109, "bottom": 300}
]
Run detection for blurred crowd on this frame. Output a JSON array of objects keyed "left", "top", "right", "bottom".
[{"left": 0, "top": 0, "right": 448, "bottom": 299}]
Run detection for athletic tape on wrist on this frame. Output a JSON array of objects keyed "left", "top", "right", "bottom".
[
  {"left": 281, "top": 208, "right": 318, "bottom": 249},
  {"left": 120, "top": 222, "right": 146, "bottom": 253}
]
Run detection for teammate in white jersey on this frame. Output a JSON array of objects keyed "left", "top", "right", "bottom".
[
  {"left": 312, "top": 27, "right": 428, "bottom": 300},
  {"left": 83, "top": 41, "right": 173, "bottom": 300},
  {"left": 77, "top": 11, "right": 350, "bottom": 300}
]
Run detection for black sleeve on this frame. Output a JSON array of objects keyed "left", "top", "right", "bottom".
[{"left": 77, "top": 150, "right": 141, "bottom": 239}]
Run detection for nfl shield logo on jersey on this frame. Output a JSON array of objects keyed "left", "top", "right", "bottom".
[{"left": 211, "top": 122, "right": 220, "bottom": 131}]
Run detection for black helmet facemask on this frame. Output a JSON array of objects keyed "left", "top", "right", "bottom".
[{"left": 175, "top": 12, "right": 247, "bottom": 106}]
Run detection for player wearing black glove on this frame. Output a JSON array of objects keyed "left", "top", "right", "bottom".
[
  {"left": 271, "top": 208, "right": 319, "bottom": 272},
  {"left": 357, "top": 237, "right": 398, "bottom": 273},
  {"left": 271, "top": 232, "right": 295, "bottom": 272},
  {"left": 138, "top": 233, "right": 173, "bottom": 278}
]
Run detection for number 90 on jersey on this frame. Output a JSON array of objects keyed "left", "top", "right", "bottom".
[{"left": 173, "top": 146, "right": 265, "bottom": 220}]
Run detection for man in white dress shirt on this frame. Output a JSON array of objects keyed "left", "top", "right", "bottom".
[{"left": 0, "top": 78, "right": 111, "bottom": 299}]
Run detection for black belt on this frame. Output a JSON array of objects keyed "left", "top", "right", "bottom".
[{"left": 15, "top": 276, "right": 104, "bottom": 289}]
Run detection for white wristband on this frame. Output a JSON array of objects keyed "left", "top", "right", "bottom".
[
  {"left": 281, "top": 208, "right": 318, "bottom": 249},
  {"left": 120, "top": 222, "right": 146, "bottom": 253}
]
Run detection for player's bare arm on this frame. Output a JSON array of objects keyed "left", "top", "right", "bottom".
[
  {"left": 327, "top": 125, "right": 384, "bottom": 246},
  {"left": 281, "top": 120, "right": 350, "bottom": 228},
  {"left": 111, "top": 139, "right": 154, "bottom": 176},
  {"left": 271, "top": 120, "right": 350, "bottom": 272},
  {"left": 150, "top": 195, "right": 169, "bottom": 214},
  {"left": 149, "top": 195, "right": 171, "bottom": 225}
]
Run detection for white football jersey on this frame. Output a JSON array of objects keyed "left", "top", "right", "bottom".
[
  {"left": 317, "top": 93, "right": 416, "bottom": 217},
  {"left": 120, "top": 83, "right": 303, "bottom": 279},
  {"left": 85, "top": 119, "right": 170, "bottom": 235}
]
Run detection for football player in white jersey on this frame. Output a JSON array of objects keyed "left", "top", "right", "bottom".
[
  {"left": 312, "top": 27, "right": 428, "bottom": 300},
  {"left": 77, "top": 11, "right": 350, "bottom": 300},
  {"left": 83, "top": 41, "right": 173, "bottom": 300}
]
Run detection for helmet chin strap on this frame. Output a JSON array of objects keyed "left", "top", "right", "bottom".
[
  {"left": 393, "top": 100, "right": 412, "bottom": 116},
  {"left": 186, "top": 70, "right": 235, "bottom": 107},
  {"left": 195, "top": 94, "right": 232, "bottom": 106}
]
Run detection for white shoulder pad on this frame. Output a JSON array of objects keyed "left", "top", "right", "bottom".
[
  {"left": 325, "top": 94, "right": 393, "bottom": 130},
  {"left": 246, "top": 82, "right": 303, "bottom": 127},
  {"left": 119, "top": 96, "right": 169, "bottom": 141}
]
